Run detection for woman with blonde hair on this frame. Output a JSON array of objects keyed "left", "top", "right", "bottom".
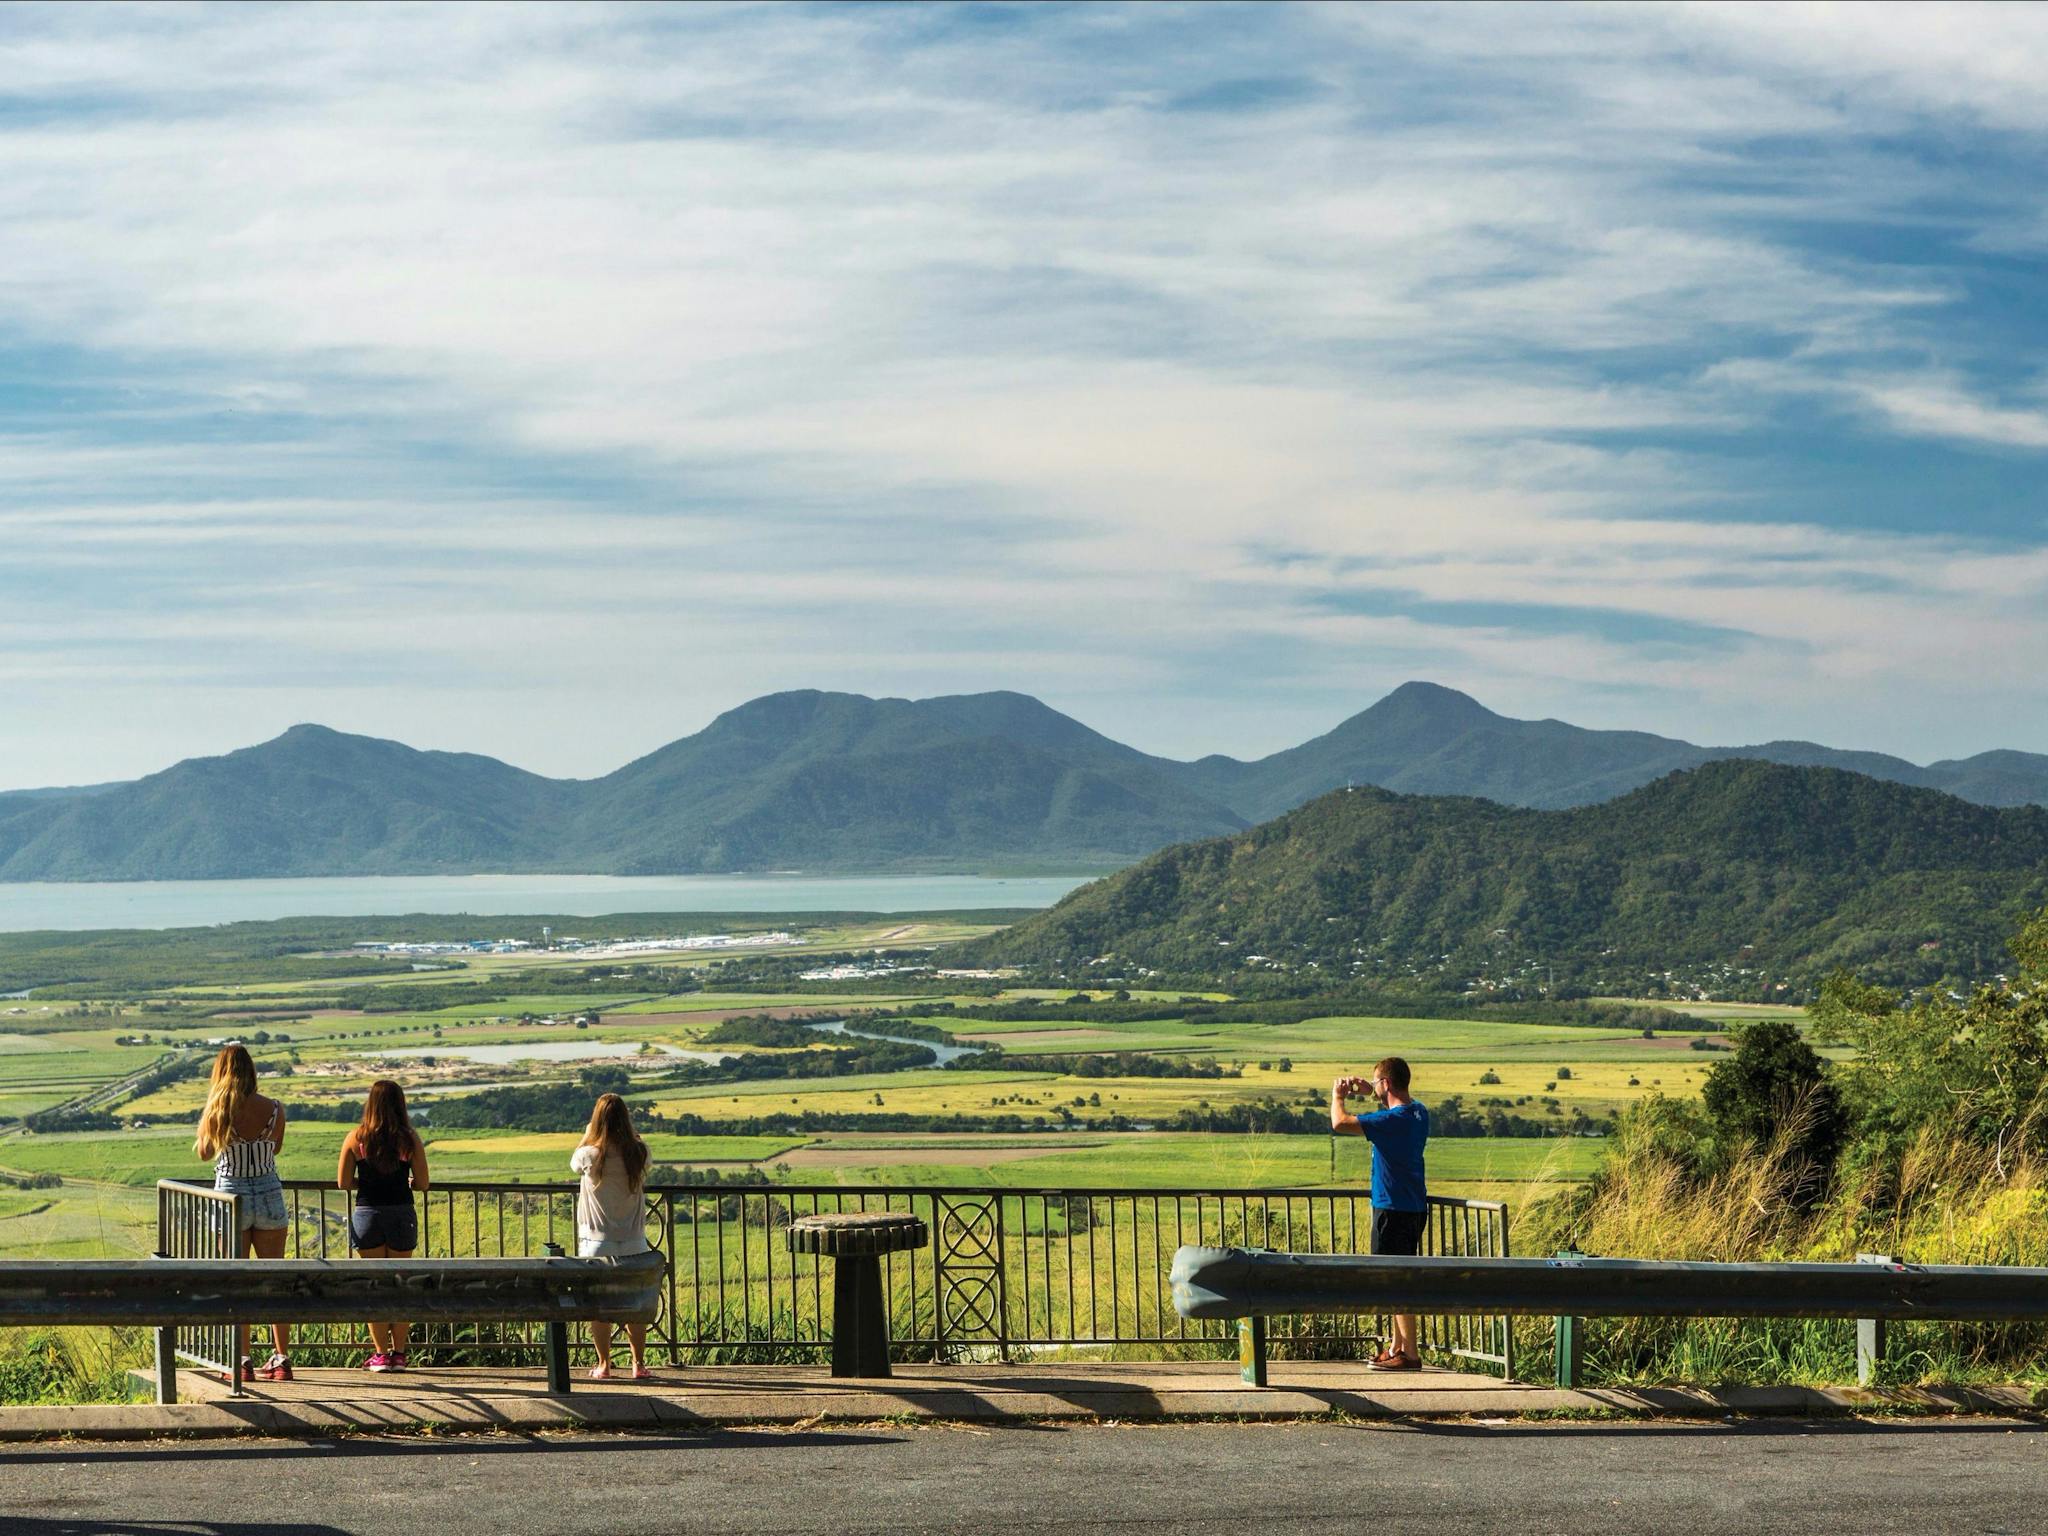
[
  {"left": 193, "top": 1043, "right": 292, "bottom": 1383},
  {"left": 338, "top": 1079, "right": 430, "bottom": 1372},
  {"left": 571, "top": 1091, "right": 652, "bottom": 1380}
]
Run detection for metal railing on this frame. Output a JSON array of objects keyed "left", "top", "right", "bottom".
[
  {"left": 154, "top": 1179, "right": 240, "bottom": 1379},
  {"left": 154, "top": 1180, "right": 1514, "bottom": 1376}
]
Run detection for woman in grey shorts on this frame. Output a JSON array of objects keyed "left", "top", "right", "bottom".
[
  {"left": 194, "top": 1043, "right": 292, "bottom": 1383},
  {"left": 338, "top": 1079, "right": 430, "bottom": 1372},
  {"left": 572, "top": 1092, "right": 653, "bottom": 1379}
]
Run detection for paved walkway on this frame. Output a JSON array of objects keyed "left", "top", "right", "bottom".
[{"left": 2, "top": 1359, "right": 2035, "bottom": 1440}]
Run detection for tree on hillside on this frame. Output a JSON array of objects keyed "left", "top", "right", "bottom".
[{"left": 1701, "top": 1020, "right": 1844, "bottom": 1206}]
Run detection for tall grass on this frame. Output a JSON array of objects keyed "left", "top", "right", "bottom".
[
  {"left": 1516, "top": 1106, "right": 2048, "bottom": 1387},
  {"left": 0, "top": 1326, "right": 145, "bottom": 1404}
]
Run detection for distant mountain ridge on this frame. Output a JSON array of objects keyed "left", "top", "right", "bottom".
[
  {"left": 1186, "top": 681, "right": 2048, "bottom": 820},
  {"left": 969, "top": 760, "right": 2048, "bottom": 988},
  {"left": 2, "top": 683, "right": 2046, "bottom": 880},
  {"left": 0, "top": 693, "right": 1246, "bottom": 881}
]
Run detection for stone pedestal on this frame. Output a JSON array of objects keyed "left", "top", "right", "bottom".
[{"left": 786, "top": 1212, "right": 930, "bottom": 1379}]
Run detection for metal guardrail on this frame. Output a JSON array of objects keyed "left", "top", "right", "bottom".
[
  {"left": 2, "top": 1247, "right": 662, "bottom": 1404},
  {"left": 153, "top": 1180, "right": 1515, "bottom": 1376},
  {"left": 0, "top": 1253, "right": 665, "bottom": 1328},
  {"left": 1170, "top": 1246, "right": 2048, "bottom": 1386},
  {"left": 1169, "top": 1248, "right": 2048, "bottom": 1322}
]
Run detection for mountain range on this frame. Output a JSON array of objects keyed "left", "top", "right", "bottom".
[
  {"left": 968, "top": 760, "right": 2048, "bottom": 988},
  {"left": 3, "top": 682, "right": 2046, "bottom": 881}
]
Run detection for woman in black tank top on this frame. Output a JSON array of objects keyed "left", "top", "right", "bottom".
[{"left": 338, "top": 1080, "right": 431, "bottom": 1371}]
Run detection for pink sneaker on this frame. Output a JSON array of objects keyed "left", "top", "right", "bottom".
[
  {"left": 252, "top": 1354, "right": 293, "bottom": 1382},
  {"left": 364, "top": 1352, "right": 395, "bottom": 1373},
  {"left": 391, "top": 1352, "right": 409, "bottom": 1371}
]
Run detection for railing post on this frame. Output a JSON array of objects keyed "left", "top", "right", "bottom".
[
  {"left": 1498, "top": 1203, "right": 1515, "bottom": 1381},
  {"left": 150, "top": 1250, "right": 177, "bottom": 1406},
  {"left": 1553, "top": 1248, "right": 1586, "bottom": 1388},
  {"left": 543, "top": 1242, "right": 572, "bottom": 1394},
  {"left": 1856, "top": 1253, "right": 1892, "bottom": 1387},
  {"left": 1238, "top": 1315, "right": 1268, "bottom": 1387}
]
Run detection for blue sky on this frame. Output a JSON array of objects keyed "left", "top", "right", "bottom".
[{"left": 3, "top": 1, "right": 2046, "bottom": 787}]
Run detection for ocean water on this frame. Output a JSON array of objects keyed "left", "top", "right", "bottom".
[{"left": 0, "top": 872, "right": 1092, "bottom": 934}]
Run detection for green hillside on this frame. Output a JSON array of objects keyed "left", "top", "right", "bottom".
[{"left": 971, "top": 761, "right": 2048, "bottom": 989}]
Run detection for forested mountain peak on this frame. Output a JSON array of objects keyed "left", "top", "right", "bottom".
[{"left": 972, "top": 760, "right": 2048, "bottom": 991}]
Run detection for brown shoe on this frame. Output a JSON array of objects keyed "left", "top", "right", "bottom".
[{"left": 1368, "top": 1353, "right": 1422, "bottom": 1372}]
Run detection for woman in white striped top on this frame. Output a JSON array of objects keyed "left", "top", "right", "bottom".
[{"left": 194, "top": 1044, "right": 293, "bottom": 1383}]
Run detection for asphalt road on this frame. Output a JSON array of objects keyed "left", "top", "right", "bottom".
[{"left": 2, "top": 1418, "right": 2041, "bottom": 1535}]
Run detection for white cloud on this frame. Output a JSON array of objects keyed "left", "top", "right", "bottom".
[{"left": 0, "top": 2, "right": 2045, "bottom": 785}]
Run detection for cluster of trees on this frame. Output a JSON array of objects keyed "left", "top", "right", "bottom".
[
  {"left": 1027, "top": 1053, "right": 1236, "bottom": 1081},
  {"left": 695, "top": 1014, "right": 842, "bottom": 1048}
]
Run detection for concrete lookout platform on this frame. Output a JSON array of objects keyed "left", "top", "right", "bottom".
[{"left": 0, "top": 1361, "right": 2036, "bottom": 1442}]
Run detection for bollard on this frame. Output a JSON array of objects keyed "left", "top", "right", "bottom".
[
  {"left": 1239, "top": 1315, "right": 1268, "bottom": 1387},
  {"left": 1856, "top": 1253, "right": 1892, "bottom": 1387},
  {"left": 1553, "top": 1249, "right": 1586, "bottom": 1388}
]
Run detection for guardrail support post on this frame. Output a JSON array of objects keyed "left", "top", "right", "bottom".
[
  {"left": 150, "top": 1250, "right": 177, "bottom": 1406},
  {"left": 543, "top": 1242, "right": 572, "bottom": 1394},
  {"left": 1856, "top": 1253, "right": 1891, "bottom": 1387},
  {"left": 1553, "top": 1249, "right": 1586, "bottom": 1389},
  {"left": 1238, "top": 1315, "right": 1268, "bottom": 1387}
]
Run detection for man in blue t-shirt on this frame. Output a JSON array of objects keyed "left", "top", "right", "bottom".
[{"left": 1331, "top": 1056, "right": 1429, "bottom": 1371}]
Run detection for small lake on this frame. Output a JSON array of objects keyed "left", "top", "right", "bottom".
[
  {"left": 371, "top": 1040, "right": 736, "bottom": 1067},
  {"left": 805, "top": 1019, "right": 978, "bottom": 1066},
  {"left": 0, "top": 872, "right": 1093, "bottom": 933}
]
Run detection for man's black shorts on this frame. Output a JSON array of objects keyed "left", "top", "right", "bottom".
[{"left": 1370, "top": 1207, "right": 1427, "bottom": 1257}]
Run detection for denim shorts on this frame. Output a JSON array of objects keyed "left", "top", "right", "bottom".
[
  {"left": 350, "top": 1204, "right": 419, "bottom": 1252},
  {"left": 577, "top": 1236, "right": 652, "bottom": 1260},
  {"left": 215, "top": 1174, "right": 290, "bottom": 1232}
]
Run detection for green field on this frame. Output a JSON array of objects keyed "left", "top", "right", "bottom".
[{"left": 0, "top": 916, "right": 1785, "bottom": 1262}]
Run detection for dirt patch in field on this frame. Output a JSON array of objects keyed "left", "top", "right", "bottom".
[
  {"left": 956, "top": 1028, "right": 1120, "bottom": 1047},
  {"left": 768, "top": 1144, "right": 1073, "bottom": 1168}
]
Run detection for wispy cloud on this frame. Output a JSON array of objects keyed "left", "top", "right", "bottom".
[{"left": 1, "top": 2, "right": 2045, "bottom": 784}]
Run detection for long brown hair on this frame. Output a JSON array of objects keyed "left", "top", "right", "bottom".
[
  {"left": 195, "top": 1044, "right": 258, "bottom": 1159},
  {"left": 354, "top": 1079, "right": 416, "bottom": 1168},
  {"left": 579, "top": 1092, "right": 648, "bottom": 1189}
]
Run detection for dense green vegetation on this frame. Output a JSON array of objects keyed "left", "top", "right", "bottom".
[
  {"left": 973, "top": 761, "right": 2048, "bottom": 993},
  {"left": 1519, "top": 908, "right": 2048, "bottom": 1385}
]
